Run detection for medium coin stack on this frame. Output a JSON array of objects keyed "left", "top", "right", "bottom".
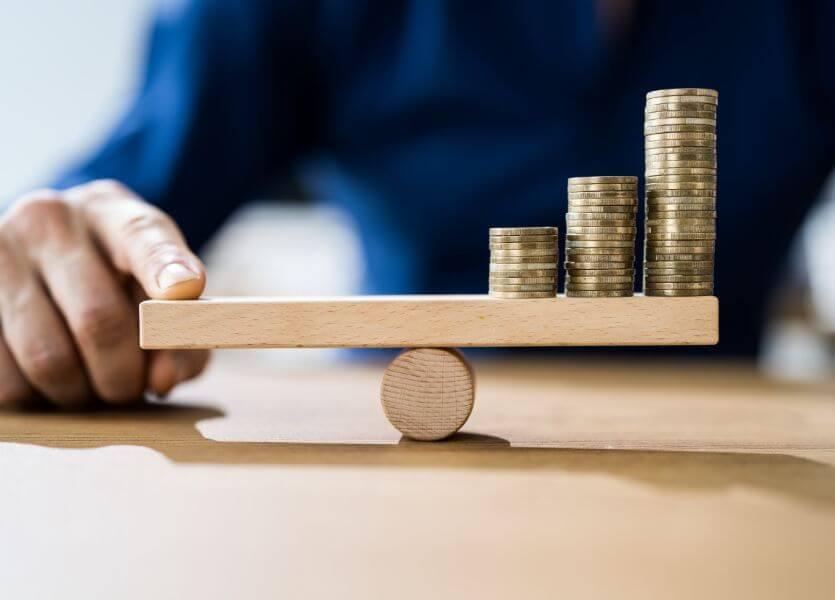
[
  {"left": 489, "top": 227, "right": 558, "bottom": 298},
  {"left": 644, "top": 88, "right": 717, "bottom": 297},
  {"left": 564, "top": 176, "right": 637, "bottom": 297}
]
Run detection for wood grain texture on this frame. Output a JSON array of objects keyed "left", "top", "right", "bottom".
[
  {"left": 380, "top": 348, "right": 475, "bottom": 441},
  {"left": 139, "top": 294, "right": 718, "bottom": 349}
]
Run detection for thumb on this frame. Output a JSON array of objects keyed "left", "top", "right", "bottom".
[{"left": 69, "top": 181, "right": 206, "bottom": 300}]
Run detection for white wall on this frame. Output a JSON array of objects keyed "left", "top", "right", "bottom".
[{"left": 0, "top": 0, "right": 154, "bottom": 201}]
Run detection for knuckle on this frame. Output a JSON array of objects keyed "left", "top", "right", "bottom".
[
  {"left": 6, "top": 190, "right": 74, "bottom": 242},
  {"left": 26, "top": 343, "right": 76, "bottom": 386},
  {"left": 120, "top": 211, "right": 171, "bottom": 243},
  {"left": 87, "top": 178, "right": 128, "bottom": 195},
  {"left": 73, "top": 303, "right": 133, "bottom": 350},
  {"left": 74, "top": 178, "right": 130, "bottom": 202}
]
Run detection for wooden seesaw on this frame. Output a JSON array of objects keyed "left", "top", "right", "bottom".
[{"left": 139, "top": 294, "right": 718, "bottom": 441}]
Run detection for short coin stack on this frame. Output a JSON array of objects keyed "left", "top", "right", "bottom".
[
  {"left": 564, "top": 176, "right": 638, "bottom": 297},
  {"left": 489, "top": 227, "right": 558, "bottom": 298},
  {"left": 644, "top": 88, "right": 717, "bottom": 297}
]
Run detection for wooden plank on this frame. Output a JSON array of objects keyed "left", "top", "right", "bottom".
[{"left": 139, "top": 294, "right": 718, "bottom": 349}]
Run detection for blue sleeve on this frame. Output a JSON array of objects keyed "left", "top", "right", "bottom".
[{"left": 56, "top": 0, "right": 313, "bottom": 250}]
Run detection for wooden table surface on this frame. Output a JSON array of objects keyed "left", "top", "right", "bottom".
[{"left": 1, "top": 355, "right": 834, "bottom": 599}]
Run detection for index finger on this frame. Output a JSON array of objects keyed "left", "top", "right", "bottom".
[{"left": 67, "top": 180, "right": 206, "bottom": 300}]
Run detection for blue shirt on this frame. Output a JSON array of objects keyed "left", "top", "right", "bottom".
[{"left": 58, "top": 0, "right": 835, "bottom": 356}]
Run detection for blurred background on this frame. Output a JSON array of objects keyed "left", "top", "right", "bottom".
[{"left": 0, "top": 0, "right": 833, "bottom": 378}]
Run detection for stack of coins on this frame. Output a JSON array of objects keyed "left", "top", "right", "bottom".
[
  {"left": 489, "top": 227, "right": 558, "bottom": 298},
  {"left": 564, "top": 176, "right": 637, "bottom": 297},
  {"left": 644, "top": 88, "right": 717, "bottom": 297}
]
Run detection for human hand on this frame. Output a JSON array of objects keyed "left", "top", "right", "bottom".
[{"left": 0, "top": 180, "right": 210, "bottom": 409}]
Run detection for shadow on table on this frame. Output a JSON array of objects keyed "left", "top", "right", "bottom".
[{"left": 4, "top": 401, "right": 835, "bottom": 510}]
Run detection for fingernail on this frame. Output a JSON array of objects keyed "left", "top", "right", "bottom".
[{"left": 157, "top": 263, "right": 199, "bottom": 290}]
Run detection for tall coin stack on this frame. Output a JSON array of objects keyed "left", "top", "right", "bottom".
[
  {"left": 489, "top": 227, "right": 558, "bottom": 298},
  {"left": 564, "top": 176, "right": 637, "bottom": 297},
  {"left": 644, "top": 88, "right": 717, "bottom": 296}
]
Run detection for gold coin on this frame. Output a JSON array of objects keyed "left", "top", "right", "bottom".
[
  {"left": 490, "top": 283, "right": 556, "bottom": 292},
  {"left": 565, "top": 261, "right": 633, "bottom": 270},
  {"left": 646, "top": 88, "right": 718, "bottom": 99},
  {"left": 644, "top": 282, "right": 714, "bottom": 290},
  {"left": 566, "top": 247, "right": 634, "bottom": 256},
  {"left": 646, "top": 245, "right": 714, "bottom": 254},
  {"left": 644, "top": 131, "right": 717, "bottom": 142},
  {"left": 644, "top": 116, "right": 716, "bottom": 126},
  {"left": 645, "top": 150, "right": 716, "bottom": 160},
  {"left": 567, "top": 183, "right": 638, "bottom": 192},
  {"left": 567, "top": 268, "right": 633, "bottom": 276},
  {"left": 646, "top": 211, "right": 716, "bottom": 219},
  {"left": 645, "top": 98, "right": 718, "bottom": 109},
  {"left": 567, "top": 190, "right": 637, "bottom": 198},
  {"left": 567, "top": 260, "right": 634, "bottom": 268},
  {"left": 646, "top": 174, "right": 717, "bottom": 183},
  {"left": 566, "top": 255, "right": 634, "bottom": 263},
  {"left": 645, "top": 94, "right": 718, "bottom": 106},
  {"left": 566, "top": 275, "right": 634, "bottom": 284},
  {"left": 647, "top": 227, "right": 716, "bottom": 236},
  {"left": 644, "top": 124, "right": 716, "bottom": 135},
  {"left": 646, "top": 221, "right": 716, "bottom": 229},
  {"left": 489, "top": 235, "right": 556, "bottom": 243},
  {"left": 645, "top": 260, "right": 714, "bottom": 269},
  {"left": 566, "top": 240, "right": 633, "bottom": 248},
  {"left": 566, "top": 205, "right": 637, "bottom": 214},
  {"left": 567, "top": 226, "right": 637, "bottom": 234},
  {"left": 567, "top": 212, "right": 636, "bottom": 220},
  {"left": 490, "top": 269, "right": 557, "bottom": 277},
  {"left": 566, "top": 217, "right": 635, "bottom": 226},
  {"left": 566, "top": 290, "right": 634, "bottom": 298},
  {"left": 645, "top": 268, "right": 713, "bottom": 276},
  {"left": 645, "top": 138, "right": 716, "bottom": 150},
  {"left": 566, "top": 282, "right": 634, "bottom": 291},
  {"left": 489, "top": 227, "right": 557, "bottom": 236},
  {"left": 645, "top": 254, "right": 714, "bottom": 263},
  {"left": 646, "top": 196, "right": 717, "bottom": 204},
  {"left": 646, "top": 275, "right": 713, "bottom": 283},
  {"left": 644, "top": 110, "right": 717, "bottom": 121},
  {"left": 488, "top": 276, "right": 556, "bottom": 285},
  {"left": 645, "top": 244, "right": 715, "bottom": 252},
  {"left": 489, "top": 242, "right": 557, "bottom": 250},
  {"left": 645, "top": 102, "right": 717, "bottom": 113},
  {"left": 567, "top": 176, "right": 638, "bottom": 185},
  {"left": 645, "top": 157, "right": 717, "bottom": 166},
  {"left": 489, "top": 290, "right": 556, "bottom": 299},
  {"left": 566, "top": 255, "right": 634, "bottom": 264},
  {"left": 645, "top": 237, "right": 715, "bottom": 245},
  {"left": 490, "top": 248, "right": 559, "bottom": 257},
  {"left": 645, "top": 188, "right": 716, "bottom": 197},
  {"left": 643, "top": 289, "right": 712, "bottom": 297},
  {"left": 646, "top": 205, "right": 717, "bottom": 214},
  {"left": 568, "top": 198, "right": 637, "bottom": 207},
  {"left": 645, "top": 168, "right": 716, "bottom": 177},
  {"left": 490, "top": 262, "right": 559, "bottom": 270},
  {"left": 646, "top": 164, "right": 717, "bottom": 172},
  {"left": 647, "top": 218, "right": 715, "bottom": 226},
  {"left": 645, "top": 151, "right": 716, "bottom": 161},
  {"left": 647, "top": 234, "right": 716, "bottom": 242},
  {"left": 646, "top": 183, "right": 717, "bottom": 191},
  {"left": 565, "top": 233, "right": 635, "bottom": 243}
]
